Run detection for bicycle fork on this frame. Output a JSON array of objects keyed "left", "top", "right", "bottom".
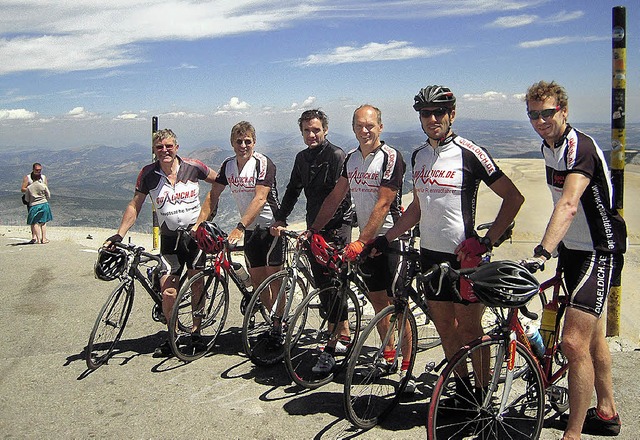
[{"left": 489, "top": 332, "right": 517, "bottom": 419}]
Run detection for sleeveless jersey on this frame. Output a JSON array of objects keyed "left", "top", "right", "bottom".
[
  {"left": 541, "top": 126, "right": 626, "bottom": 253},
  {"left": 135, "top": 156, "right": 210, "bottom": 235},
  {"left": 215, "top": 152, "right": 280, "bottom": 229},
  {"left": 411, "top": 134, "right": 503, "bottom": 253},
  {"left": 341, "top": 142, "right": 405, "bottom": 236}
]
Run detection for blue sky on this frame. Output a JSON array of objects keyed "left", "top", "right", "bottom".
[{"left": 1, "top": 0, "right": 638, "bottom": 150}]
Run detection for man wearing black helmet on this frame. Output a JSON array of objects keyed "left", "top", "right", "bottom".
[{"left": 371, "top": 85, "right": 524, "bottom": 403}]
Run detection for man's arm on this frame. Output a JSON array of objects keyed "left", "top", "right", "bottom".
[
  {"left": 105, "top": 191, "right": 146, "bottom": 246},
  {"left": 227, "top": 184, "right": 270, "bottom": 245},
  {"left": 194, "top": 182, "right": 225, "bottom": 228},
  {"left": 21, "top": 175, "right": 29, "bottom": 193},
  {"left": 276, "top": 161, "right": 303, "bottom": 224},
  {"left": 310, "top": 176, "right": 350, "bottom": 231},
  {"left": 358, "top": 185, "right": 397, "bottom": 243},
  {"left": 484, "top": 175, "right": 524, "bottom": 244},
  {"left": 204, "top": 167, "right": 218, "bottom": 184},
  {"left": 384, "top": 189, "right": 420, "bottom": 242}
]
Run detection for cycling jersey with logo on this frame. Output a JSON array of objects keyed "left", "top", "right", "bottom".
[
  {"left": 341, "top": 142, "right": 405, "bottom": 235},
  {"left": 542, "top": 125, "right": 626, "bottom": 253},
  {"left": 215, "top": 152, "right": 280, "bottom": 229},
  {"left": 412, "top": 134, "right": 503, "bottom": 253},
  {"left": 135, "top": 156, "right": 210, "bottom": 236}
]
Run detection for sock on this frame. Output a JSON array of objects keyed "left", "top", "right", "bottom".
[
  {"left": 401, "top": 359, "right": 411, "bottom": 371},
  {"left": 383, "top": 349, "right": 396, "bottom": 363}
]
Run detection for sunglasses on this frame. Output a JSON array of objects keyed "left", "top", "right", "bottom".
[
  {"left": 420, "top": 108, "right": 449, "bottom": 118},
  {"left": 527, "top": 106, "right": 561, "bottom": 120},
  {"left": 235, "top": 139, "right": 253, "bottom": 145},
  {"left": 155, "top": 143, "right": 175, "bottom": 150}
]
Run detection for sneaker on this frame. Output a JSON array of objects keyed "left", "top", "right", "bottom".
[
  {"left": 582, "top": 407, "right": 621, "bottom": 436},
  {"left": 152, "top": 341, "right": 172, "bottom": 358},
  {"left": 365, "top": 357, "right": 393, "bottom": 378},
  {"left": 334, "top": 337, "right": 352, "bottom": 354},
  {"left": 190, "top": 333, "right": 207, "bottom": 352},
  {"left": 312, "top": 351, "right": 336, "bottom": 374},
  {"left": 399, "top": 370, "right": 416, "bottom": 394}
]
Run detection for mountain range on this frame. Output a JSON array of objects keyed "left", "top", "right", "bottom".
[{"left": 1, "top": 120, "right": 637, "bottom": 235}]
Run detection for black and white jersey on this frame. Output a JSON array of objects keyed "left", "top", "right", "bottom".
[
  {"left": 412, "top": 134, "right": 503, "bottom": 253},
  {"left": 215, "top": 152, "right": 280, "bottom": 229},
  {"left": 342, "top": 142, "right": 405, "bottom": 236},
  {"left": 542, "top": 126, "right": 626, "bottom": 253}
]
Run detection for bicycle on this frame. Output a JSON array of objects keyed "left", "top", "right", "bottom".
[
  {"left": 168, "top": 223, "right": 258, "bottom": 362},
  {"left": 342, "top": 245, "right": 441, "bottom": 429},
  {"left": 241, "top": 229, "right": 314, "bottom": 366},
  {"left": 86, "top": 240, "right": 192, "bottom": 370},
  {"left": 426, "top": 261, "right": 570, "bottom": 440}
]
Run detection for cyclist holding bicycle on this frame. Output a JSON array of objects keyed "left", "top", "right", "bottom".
[
  {"left": 197, "top": 121, "right": 285, "bottom": 340},
  {"left": 104, "top": 128, "right": 218, "bottom": 357},
  {"left": 308, "top": 104, "right": 410, "bottom": 379},
  {"left": 369, "top": 86, "right": 523, "bottom": 398},
  {"left": 522, "top": 81, "right": 626, "bottom": 439},
  {"left": 270, "top": 109, "right": 354, "bottom": 353}
]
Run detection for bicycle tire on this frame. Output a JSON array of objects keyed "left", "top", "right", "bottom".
[
  {"left": 169, "top": 270, "right": 229, "bottom": 362},
  {"left": 427, "top": 337, "right": 544, "bottom": 440},
  {"left": 86, "top": 281, "right": 134, "bottom": 370},
  {"left": 410, "top": 302, "right": 441, "bottom": 351},
  {"left": 241, "top": 270, "right": 308, "bottom": 366},
  {"left": 343, "top": 304, "right": 418, "bottom": 429},
  {"left": 284, "top": 286, "right": 361, "bottom": 389}
]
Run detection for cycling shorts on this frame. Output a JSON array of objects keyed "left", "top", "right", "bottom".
[
  {"left": 360, "top": 238, "right": 408, "bottom": 296},
  {"left": 419, "top": 248, "right": 465, "bottom": 303},
  {"left": 244, "top": 227, "right": 285, "bottom": 268},
  {"left": 160, "top": 233, "right": 205, "bottom": 275},
  {"left": 559, "top": 247, "right": 623, "bottom": 318}
]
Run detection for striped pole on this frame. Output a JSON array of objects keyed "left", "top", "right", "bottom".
[
  {"left": 607, "top": 6, "right": 625, "bottom": 337},
  {"left": 152, "top": 116, "right": 160, "bottom": 250}
]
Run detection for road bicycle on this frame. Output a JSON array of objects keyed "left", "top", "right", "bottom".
[
  {"left": 241, "top": 229, "right": 314, "bottom": 366},
  {"left": 169, "top": 229, "right": 260, "bottom": 362},
  {"left": 426, "top": 263, "right": 570, "bottom": 440},
  {"left": 342, "top": 245, "right": 441, "bottom": 429},
  {"left": 86, "top": 240, "right": 192, "bottom": 370}
]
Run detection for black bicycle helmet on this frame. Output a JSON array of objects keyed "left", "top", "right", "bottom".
[
  {"left": 467, "top": 261, "right": 540, "bottom": 308},
  {"left": 195, "top": 221, "right": 227, "bottom": 254},
  {"left": 413, "top": 85, "right": 456, "bottom": 111},
  {"left": 95, "top": 247, "right": 128, "bottom": 281}
]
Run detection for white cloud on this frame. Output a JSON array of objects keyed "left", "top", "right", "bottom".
[
  {"left": 159, "top": 111, "right": 206, "bottom": 118},
  {"left": 172, "top": 63, "right": 198, "bottom": 70},
  {"left": 0, "top": 108, "right": 39, "bottom": 120},
  {"left": 289, "top": 96, "right": 317, "bottom": 111},
  {"left": 549, "top": 10, "right": 584, "bottom": 23},
  {"left": 519, "top": 35, "right": 608, "bottom": 49},
  {"left": 489, "top": 14, "right": 537, "bottom": 28},
  {"left": 462, "top": 91, "right": 509, "bottom": 102},
  {"left": 299, "top": 41, "right": 450, "bottom": 66},
  {"left": 215, "top": 97, "right": 250, "bottom": 115},
  {"left": 115, "top": 112, "right": 142, "bottom": 120},
  {"left": 67, "top": 106, "right": 97, "bottom": 119}
]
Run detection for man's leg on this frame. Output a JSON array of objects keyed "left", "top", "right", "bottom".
[
  {"left": 591, "top": 317, "right": 617, "bottom": 418},
  {"left": 369, "top": 289, "right": 393, "bottom": 352}
]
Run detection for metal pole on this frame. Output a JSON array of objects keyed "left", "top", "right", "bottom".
[
  {"left": 151, "top": 116, "right": 160, "bottom": 250},
  {"left": 607, "top": 6, "right": 625, "bottom": 337}
]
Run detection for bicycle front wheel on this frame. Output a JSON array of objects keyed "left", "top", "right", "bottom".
[
  {"left": 241, "top": 270, "right": 307, "bottom": 366},
  {"left": 86, "top": 281, "right": 134, "bottom": 370},
  {"left": 284, "top": 286, "right": 361, "bottom": 389},
  {"left": 427, "top": 337, "right": 544, "bottom": 440},
  {"left": 169, "top": 270, "right": 229, "bottom": 362},
  {"left": 343, "top": 304, "right": 418, "bottom": 429}
]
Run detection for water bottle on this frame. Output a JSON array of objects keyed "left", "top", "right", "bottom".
[
  {"left": 147, "top": 267, "right": 161, "bottom": 292},
  {"left": 540, "top": 303, "right": 558, "bottom": 349},
  {"left": 525, "top": 323, "right": 545, "bottom": 359},
  {"left": 232, "top": 262, "right": 252, "bottom": 288}
]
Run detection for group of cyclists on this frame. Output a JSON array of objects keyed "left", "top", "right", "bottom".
[{"left": 102, "top": 81, "right": 626, "bottom": 440}]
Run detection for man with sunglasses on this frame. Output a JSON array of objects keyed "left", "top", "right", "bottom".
[
  {"left": 104, "top": 128, "right": 218, "bottom": 357},
  {"left": 372, "top": 85, "right": 523, "bottom": 402},
  {"left": 522, "top": 81, "right": 626, "bottom": 439}
]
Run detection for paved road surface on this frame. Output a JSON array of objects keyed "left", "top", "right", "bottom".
[{"left": 0, "top": 234, "right": 638, "bottom": 439}]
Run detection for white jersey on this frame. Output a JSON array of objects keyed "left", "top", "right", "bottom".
[
  {"left": 412, "top": 134, "right": 503, "bottom": 253},
  {"left": 342, "top": 142, "right": 405, "bottom": 236},
  {"left": 215, "top": 152, "right": 280, "bottom": 229}
]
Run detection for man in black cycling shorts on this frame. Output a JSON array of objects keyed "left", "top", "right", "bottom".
[
  {"left": 522, "top": 81, "right": 626, "bottom": 439},
  {"left": 105, "top": 128, "right": 218, "bottom": 357},
  {"left": 370, "top": 86, "right": 523, "bottom": 398},
  {"left": 270, "top": 109, "right": 354, "bottom": 368}
]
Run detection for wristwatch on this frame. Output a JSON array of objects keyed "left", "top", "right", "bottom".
[
  {"left": 479, "top": 236, "right": 493, "bottom": 251},
  {"left": 533, "top": 244, "right": 551, "bottom": 259},
  {"left": 236, "top": 222, "right": 246, "bottom": 232}
]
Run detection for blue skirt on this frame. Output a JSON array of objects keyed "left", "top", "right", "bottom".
[{"left": 27, "top": 203, "right": 53, "bottom": 225}]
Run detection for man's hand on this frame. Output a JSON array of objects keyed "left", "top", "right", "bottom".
[
  {"left": 104, "top": 233, "right": 123, "bottom": 248},
  {"left": 344, "top": 240, "right": 365, "bottom": 261},
  {"left": 270, "top": 221, "right": 286, "bottom": 237},
  {"left": 228, "top": 227, "right": 244, "bottom": 247},
  {"left": 520, "top": 257, "right": 546, "bottom": 273},
  {"left": 455, "top": 237, "right": 488, "bottom": 262},
  {"left": 362, "top": 235, "right": 389, "bottom": 258}
]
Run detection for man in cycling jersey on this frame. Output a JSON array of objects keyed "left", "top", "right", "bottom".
[
  {"left": 197, "top": 121, "right": 285, "bottom": 340},
  {"left": 523, "top": 81, "right": 626, "bottom": 439},
  {"left": 308, "top": 104, "right": 410, "bottom": 381},
  {"left": 270, "top": 109, "right": 354, "bottom": 354},
  {"left": 105, "top": 128, "right": 218, "bottom": 357},
  {"left": 370, "top": 85, "right": 523, "bottom": 399}
]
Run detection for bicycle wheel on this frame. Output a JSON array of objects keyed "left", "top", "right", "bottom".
[
  {"left": 169, "top": 270, "right": 229, "bottom": 362},
  {"left": 427, "top": 337, "right": 544, "bottom": 440},
  {"left": 410, "top": 302, "right": 441, "bottom": 351},
  {"left": 343, "top": 304, "right": 418, "bottom": 429},
  {"left": 241, "top": 270, "right": 307, "bottom": 366},
  {"left": 86, "top": 281, "right": 134, "bottom": 370},
  {"left": 285, "top": 286, "right": 361, "bottom": 389}
]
